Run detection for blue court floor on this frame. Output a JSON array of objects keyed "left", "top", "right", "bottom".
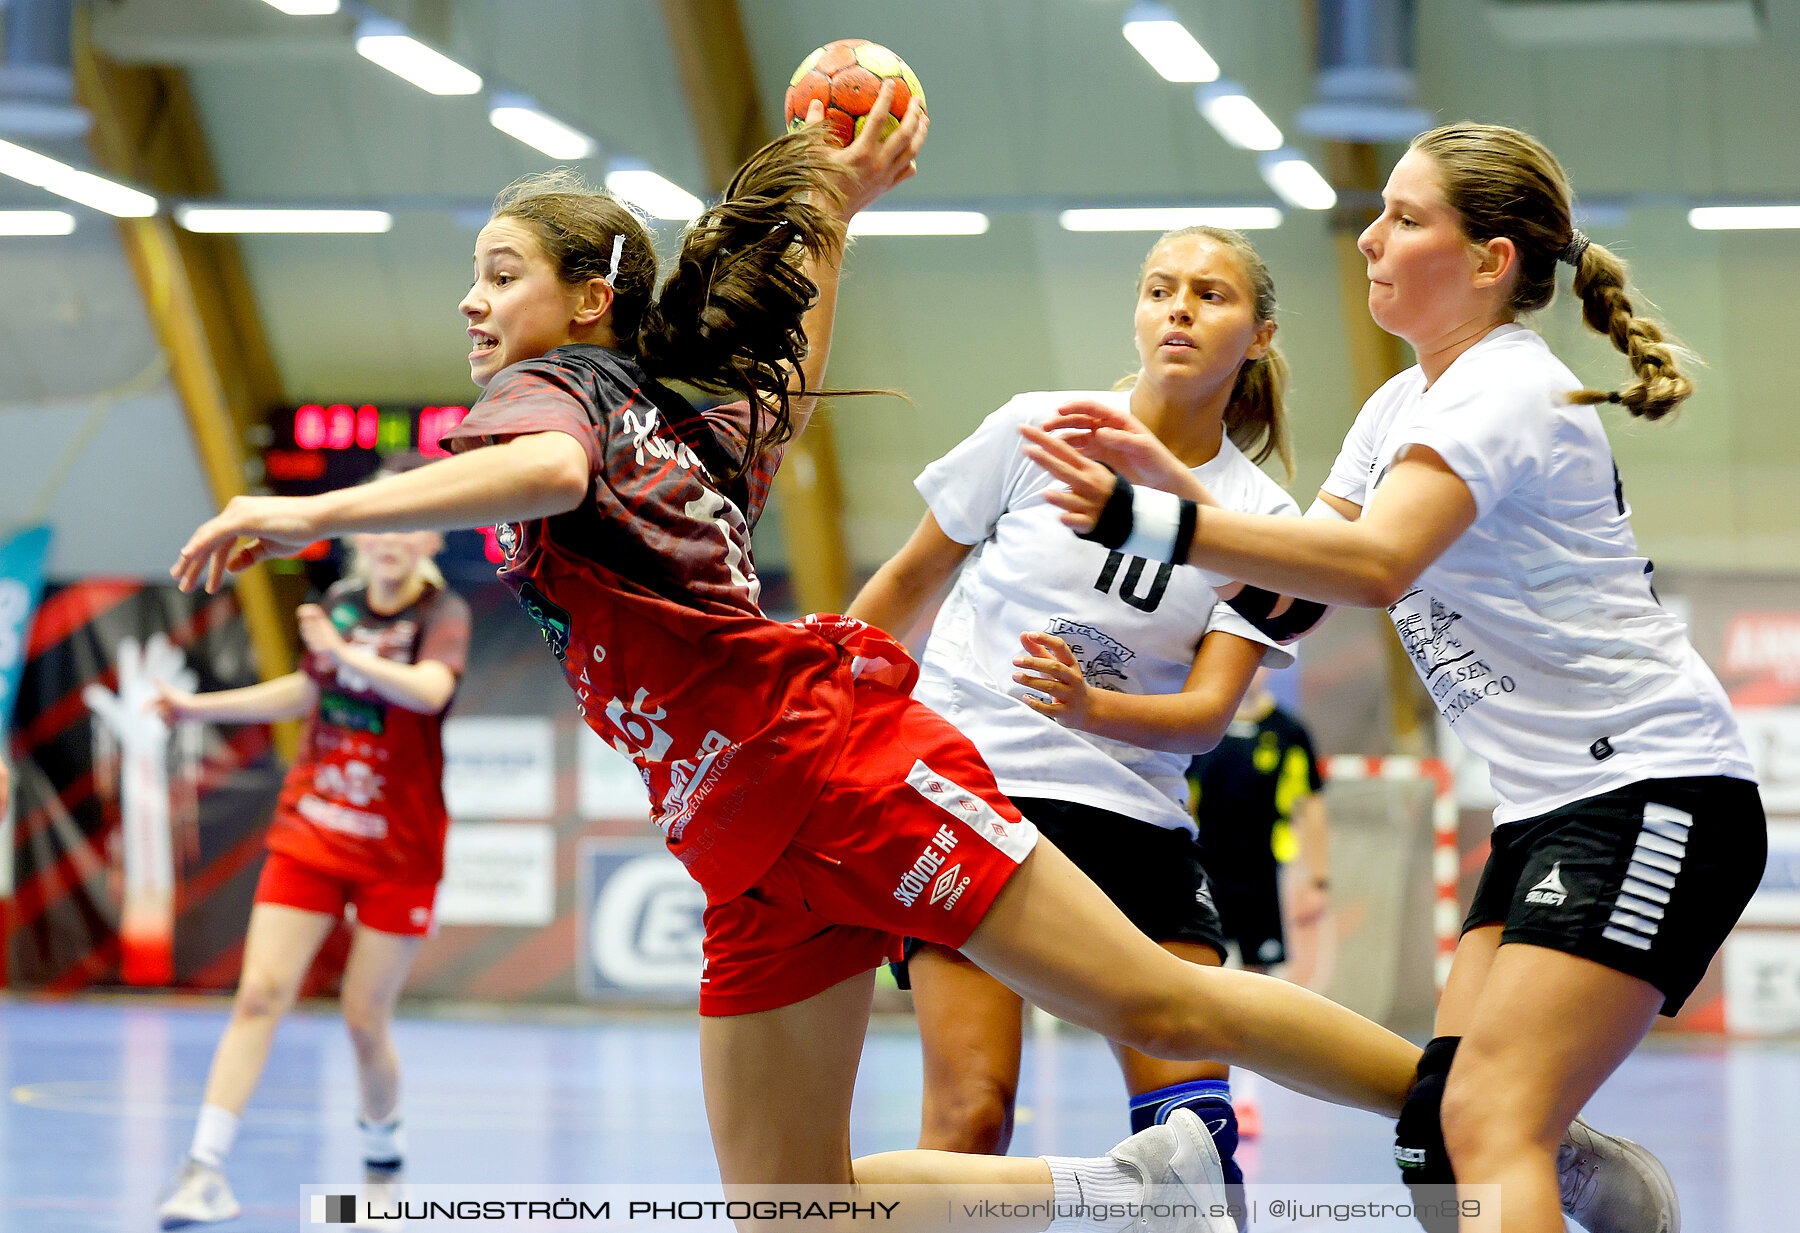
[{"left": 1, "top": 997, "right": 1795, "bottom": 1231}]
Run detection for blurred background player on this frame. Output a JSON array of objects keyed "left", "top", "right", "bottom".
[
  {"left": 154, "top": 524, "right": 469, "bottom": 1227},
  {"left": 1189, "top": 666, "right": 1331, "bottom": 978},
  {"left": 1186, "top": 665, "right": 1331, "bottom": 1138},
  {"left": 849, "top": 224, "right": 1298, "bottom": 1195}
]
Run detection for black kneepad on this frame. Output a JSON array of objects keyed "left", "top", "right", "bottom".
[{"left": 1394, "top": 1036, "right": 1460, "bottom": 1233}]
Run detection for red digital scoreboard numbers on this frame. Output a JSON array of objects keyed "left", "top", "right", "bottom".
[{"left": 265, "top": 403, "right": 472, "bottom": 483}]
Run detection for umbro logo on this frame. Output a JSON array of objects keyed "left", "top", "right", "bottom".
[
  {"left": 1525, "top": 862, "right": 1568, "bottom": 907},
  {"left": 929, "top": 863, "right": 971, "bottom": 910}
]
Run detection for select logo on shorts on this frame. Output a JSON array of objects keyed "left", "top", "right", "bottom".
[
  {"left": 1525, "top": 862, "right": 1568, "bottom": 907},
  {"left": 311, "top": 1194, "right": 357, "bottom": 1223}
]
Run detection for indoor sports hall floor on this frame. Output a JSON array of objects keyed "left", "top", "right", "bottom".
[{"left": 2, "top": 997, "right": 1795, "bottom": 1231}]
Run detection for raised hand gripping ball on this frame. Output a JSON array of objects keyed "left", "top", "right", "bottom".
[{"left": 784, "top": 38, "right": 925, "bottom": 147}]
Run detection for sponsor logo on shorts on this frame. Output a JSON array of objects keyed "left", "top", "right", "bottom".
[
  {"left": 894, "top": 825, "right": 962, "bottom": 908},
  {"left": 928, "top": 863, "right": 972, "bottom": 910},
  {"left": 1524, "top": 862, "right": 1568, "bottom": 907},
  {"left": 1395, "top": 1146, "right": 1427, "bottom": 1166},
  {"left": 410, "top": 906, "right": 430, "bottom": 927}
]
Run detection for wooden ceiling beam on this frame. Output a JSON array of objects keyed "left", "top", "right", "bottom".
[{"left": 73, "top": 9, "right": 301, "bottom": 751}]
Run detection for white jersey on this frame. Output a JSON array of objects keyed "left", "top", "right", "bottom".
[
  {"left": 1321, "top": 324, "right": 1755, "bottom": 825},
  {"left": 914, "top": 389, "right": 1298, "bottom": 834}
]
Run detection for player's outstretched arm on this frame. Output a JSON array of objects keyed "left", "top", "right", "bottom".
[
  {"left": 1020, "top": 426, "right": 1477, "bottom": 611},
  {"left": 151, "top": 673, "right": 316, "bottom": 725},
  {"left": 173, "top": 432, "right": 588, "bottom": 593}
]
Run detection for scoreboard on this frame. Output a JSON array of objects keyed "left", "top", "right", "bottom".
[
  {"left": 261, "top": 402, "right": 473, "bottom": 487},
  {"left": 258, "top": 403, "right": 504, "bottom": 582}
]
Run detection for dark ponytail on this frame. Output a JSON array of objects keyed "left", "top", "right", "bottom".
[{"left": 636, "top": 127, "right": 849, "bottom": 477}]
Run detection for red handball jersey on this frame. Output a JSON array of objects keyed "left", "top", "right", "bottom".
[
  {"left": 266, "top": 579, "right": 471, "bottom": 885},
  {"left": 444, "top": 345, "right": 863, "bottom": 904}
]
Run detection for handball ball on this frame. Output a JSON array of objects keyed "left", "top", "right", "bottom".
[{"left": 784, "top": 39, "right": 924, "bottom": 147}]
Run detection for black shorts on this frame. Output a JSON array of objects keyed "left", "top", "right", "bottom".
[
  {"left": 1465, "top": 775, "right": 1766, "bottom": 1016},
  {"left": 895, "top": 795, "right": 1227, "bottom": 986},
  {"left": 1211, "top": 874, "right": 1286, "bottom": 968}
]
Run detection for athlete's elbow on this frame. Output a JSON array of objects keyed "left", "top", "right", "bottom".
[{"left": 1357, "top": 558, "right": 1419, "bottom": 609}]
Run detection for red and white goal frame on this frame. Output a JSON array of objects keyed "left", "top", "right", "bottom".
[{"left": 1323, "top": 755, "right": 1460, "bottom": 990}]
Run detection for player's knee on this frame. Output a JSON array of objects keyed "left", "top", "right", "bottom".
[
  {"left": 340, "top": 995, "right": 392, "bottom": 1052},
  {"left": 1439, "top": 1062, "right": 1552, "bottom": 1174},
  {"left": 1114, "top": 993, "right": 1231, "bottom": 1062},
  {"left": 233, "top": 973, "right": 297, "bottom": 1022},
  {"left": 921, "top": 1078, "right": 1016, "bottom": 1154}
]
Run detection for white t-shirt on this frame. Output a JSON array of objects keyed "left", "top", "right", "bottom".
[
  {"left": 1321, "top": 324, "right": 1755, "bottom": 825},
  {"left": 914, "top": 389, "right": 1299, "bottom": 834}
]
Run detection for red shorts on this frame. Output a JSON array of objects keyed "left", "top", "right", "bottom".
[
  {"left": 253, "top": 849, "right": 440, "bottom": 937},
  {"left": 698, "top": 680, "right": 1038, "bottom": 1016}
]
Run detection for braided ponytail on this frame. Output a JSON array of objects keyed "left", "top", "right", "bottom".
[{"left": 1564, "top": 241, "right": 1694, "bottom": 420}]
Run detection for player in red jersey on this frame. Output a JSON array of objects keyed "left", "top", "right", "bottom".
[
  {"left": 171, "top": 88, "right": 1423, "bottom": 1227},
  {"left": 155, "top": 524, "right": 469, "bottom": 1227}
]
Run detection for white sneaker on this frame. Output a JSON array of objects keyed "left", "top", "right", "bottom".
[
  {"left": 1107, "top": 1107, "right": 1235, "bottom": 1232},
  {"left": 354, "top": 1164, "right": 406, "bottom": 1230},
  {"left": 157, "top": 1158, "right": 241, "bottom": 1228},
  {"left": 1559, "top": 1116, "right": 1680, "bottom": 1233}
]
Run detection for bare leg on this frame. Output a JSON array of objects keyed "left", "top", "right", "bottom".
[
  {"left": 702, "top": 970, "right": 1050, "bottom": 1231},
  {"left": 200, "top": 904, "right": 339, "bottom": 1114},
  {"left": 1433, "top": 924, "right": 1502, "bottom": 1037},
  {"left": 960, "top": 843, "right": 1418, "bottom": 1116},
  {"left": 339, "top": 924, "right": 424, "bottom": 1123},
  {"left": 1110, "top": 941, "right": 1230, "bottom": 1097},
  {"left": 1441, "top": 944, "right": 1661, "bottom": 1233},
  {"left": 910, "top": 944, "right": 1025, "bottom": 1153}
]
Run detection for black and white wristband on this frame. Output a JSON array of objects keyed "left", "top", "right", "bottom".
[{"left": 1076, "top": 470, "right": 1196, "bottom": 565}]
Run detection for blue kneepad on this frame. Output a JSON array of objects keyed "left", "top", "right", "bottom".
[{"left": 1131, "top": 1079, "right": 1242, "bottom": 1187}]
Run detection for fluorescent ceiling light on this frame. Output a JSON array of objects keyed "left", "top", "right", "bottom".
[
  {"left": 176, "top": 207, "right": 393, "bottom": 233},
  {"left": 848, "top": 211, "right": 989, "bottom": 236},
  {"left": 0, "top": 138, "right": 156, "bottom": 217},
  {"left": 1059, "top": 207, "right": 1282, "bottom": 232},
  {"left": 1259, "top": 151, "right": 1336, "bottom": 211},
  {"left": 355, "top": 26, "right": 482, "bottom": 96},
  {"left": 1197, "top": 84, "right": 1284, "bottom": 151},
  {"left": 604, "top": 166, "right": 704, "bottom": 221},
  {"left": 0, "top": 210, "right": 75, "bottom": 235},
  {"left": 261, "top": 0, "right": 339, "bottom": 14},
  {"left": 489, "top": 95, "right": 597, "bottom": 160},
  {"left": 1688, "top": 206, "right": 1800, "bottom": 230},
  {"left": 1121, "top": 4, "right": 1219, "bottom": 83}
]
